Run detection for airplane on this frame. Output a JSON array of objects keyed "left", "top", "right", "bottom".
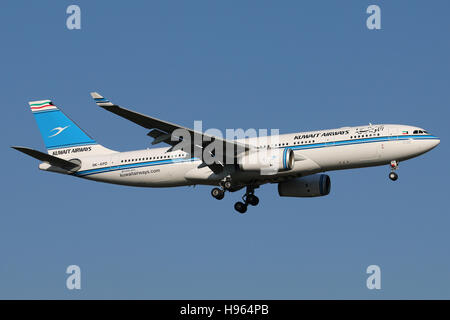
[{"left": 13, "top": 93, "right": 440, "bottom": 214}]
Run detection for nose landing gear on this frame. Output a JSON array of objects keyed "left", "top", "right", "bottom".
[
  {"left": 389, "top": 172, "right": 398, "bottom": 181},
  {"left": 389, "top": 160, "right": 399, "bottom": 181}
]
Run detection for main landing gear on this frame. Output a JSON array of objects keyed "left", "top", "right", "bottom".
[
  {"left": 210, "top": 182, "right": 260, "bottom": 214},
  {"left": 389, "top": 160, "right": 399, "bottom": 181},
  {"left": 234, "top": 187, "right": 259, "bottom": 214},
  {"left": 211, "top": 177, "right": 233, "bottom": 200},
  {"left": 211, "top": 176, "right": 233, "bottom": 201},
  {"left": 211, "top": 187, "right": 225, "bottom": 200},
  {"left": 220, "top": 177, "right": 232, "bottom": 191}
]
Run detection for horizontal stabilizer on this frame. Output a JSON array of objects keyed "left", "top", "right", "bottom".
[{"left": 12, "top": 146, "right": 81, "bottom": 172}]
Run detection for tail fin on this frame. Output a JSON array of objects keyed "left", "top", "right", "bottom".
[{"left": 29, "top": 99, "right": 115, "bottom": 158}]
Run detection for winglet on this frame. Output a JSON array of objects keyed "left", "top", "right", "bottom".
[{"left": 90, "top": 92, "right": 114, "bottom": 107}]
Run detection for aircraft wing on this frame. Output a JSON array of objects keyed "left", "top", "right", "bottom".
[
  {"left": 12, "top": 146, "right": 81, "bottom": 172},
  {"left": 90, "top": 92, "right": 251, "bottom": 173}
]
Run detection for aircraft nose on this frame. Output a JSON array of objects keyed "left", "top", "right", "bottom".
[
  {"left": 432, "top": 138, "right": 440, "bottom": 148},
  {"left": 426, "top": 138, "right": 440, "bottom": 151}
]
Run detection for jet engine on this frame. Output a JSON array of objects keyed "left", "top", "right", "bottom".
[
  {"left": 238, "top": 148, "right": 294, "bottom": 173},
  {"left": 278, "top": 174, "right": 331, "bottom": 197}
]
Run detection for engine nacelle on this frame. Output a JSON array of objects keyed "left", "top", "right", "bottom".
[
  {"left": 238, "top": 148, "right": 294, "bottom": 173},
  {"left": 278, "top": 174, "right": 331, "bottom": 197}
]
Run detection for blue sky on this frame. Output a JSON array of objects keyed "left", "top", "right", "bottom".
[{"left": 0, "top": 0, "right": 449, "bottom": 299}]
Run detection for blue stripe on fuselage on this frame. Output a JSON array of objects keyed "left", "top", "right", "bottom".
[
  {"left": 74, "top": 157, "right": 199, "bottom": 177},
  {"left": 290, "top": 135, "right": 439, "bottom": 151}
]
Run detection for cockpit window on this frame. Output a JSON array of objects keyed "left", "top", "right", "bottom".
[{"left": 413, "top": 130, "right": 418, "bottom": 134}]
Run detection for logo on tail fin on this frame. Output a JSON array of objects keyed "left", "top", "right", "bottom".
[{"left": 49, "top": 126, "right": 70, "bottom": 138}]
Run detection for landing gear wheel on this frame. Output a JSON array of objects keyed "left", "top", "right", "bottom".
[
  {"left": 246, "top": 194, "right": 259, "bottom": 206},
  {"left": 211, "top": 187, "right": 225, "bottom": 200},
  {"left": 223, "top": 181, "right": 232, "bottom": 190},
  {"left": 389, "top": 172, "right": 398, "bottom": 181},
  {"left": 234, "top": 201, "right": 247, "bottom": 214}
]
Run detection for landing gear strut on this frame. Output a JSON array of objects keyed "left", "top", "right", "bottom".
[
  {"left": 234, "top": 186, "right": 259, "bottom": 214},
  {"left": 389, "top": 160, "right": 399, "bottom": 181}
]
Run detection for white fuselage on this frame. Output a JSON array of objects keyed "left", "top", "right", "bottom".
[{"left": 53, "top": 124, "right": 439, "bottom": 188}]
